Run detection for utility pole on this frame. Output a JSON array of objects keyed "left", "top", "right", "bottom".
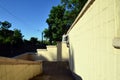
[{"left": 42, "top": 32, "right": 43, "bottom": 44}]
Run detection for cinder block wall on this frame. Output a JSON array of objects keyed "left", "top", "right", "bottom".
[
  {"left": 67, "top": 0, "right": 120, "bottom": 80},
  {"left": 0, "top": 57, "right": 42, "bottom": 80}
]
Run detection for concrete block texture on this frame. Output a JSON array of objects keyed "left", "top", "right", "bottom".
[{"left": 67, "top": 0, "right": 120, "bottom": 80}]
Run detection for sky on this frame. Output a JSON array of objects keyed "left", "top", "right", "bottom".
[{"left": 0, "top": 0, "right": 60, "bottom": 40}]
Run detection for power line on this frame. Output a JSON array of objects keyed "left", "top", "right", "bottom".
[
  {"left": 0, "top": 3, "right": 30, "bottom": 27},
  {"left": 0, "top": 2, "right": 42, "bottom": 37}
]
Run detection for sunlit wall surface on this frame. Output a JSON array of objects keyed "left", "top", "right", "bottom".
[{"left": 68, "top": 0, "right": 120, "bottom": 80}]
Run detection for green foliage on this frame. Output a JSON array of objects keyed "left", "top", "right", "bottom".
[
  {"left": 0, "top": 31, "right": 13, "bottom": 44},
  {"left": 43, "top": 28, "right": 50, "bottom": 40},
  {"left": 43, "top": 0, "right": 87, "bottom": 44},
  {"left": 0, "top": 21, "right": 24, "bottom": 57},
  {"left": 12, "top": 29, "right": 23, "bottom": 45},
  {"left": 13, "top": 29, "right": 23, "bottom": 39},
  {"left": 0, "top": 21, "right": 11, "bottom": 30},
  {"left": 61, "top": 0, "right": 88, "bottom": 27},
  {"left": 44, "top": 5, "right": 66, "bottom": 44},
  {"left": 0, "top": 21, "right": 46, "bottom": 57},
  {"left": 30, "top": 37, "right": 38, "bottom": 44},
  {"left": 0, "top": 21, "right": 24, "bottom": 45},
  {"left": 0, "top": 21, "right": 13, "bottom": 44}
]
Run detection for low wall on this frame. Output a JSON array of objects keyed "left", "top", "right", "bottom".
[
  {"left": 0, "top": 57, "right": 42, "bottom": 80},
  {"left": 37, "top": 45, "right": 57, "bottom": 61},
  {"left": 37, "top": 44, "right": 69, "bottom": 61},
  {"left": 14, "top": 52, "right": 37, "bottom": 61}
]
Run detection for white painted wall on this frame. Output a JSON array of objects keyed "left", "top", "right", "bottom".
[
  {"left": 67, "top": 0, "right": 120, "bottom": 80},
  {"left": 37, "top": 45, "right": 57, "bottom": 61},
  {"left": 37, "top": 44, "right": 69, "bottom": 61}
]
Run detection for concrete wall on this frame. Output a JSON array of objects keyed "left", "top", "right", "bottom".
[
  {"left": 0, "top": 57, "right": 42, "bottom": 80},
  {"left": 57, "top": 42, "right": 62, "bottom": 61},
  {"left": 67, "top": 0, "right": 120, "bottom": 80},
  {"left": 14, "top": 52, "right": 36, "bottom": 61},
  {"left": 61, "top": 42, "right": 69, "bottom": 61},
  {"left": 57, "top": 42, "right": 69, "bottom": 61},
  {"left": 115, "top": 0, "right": 120, "bottom": 80},
  {"left": 37, "top": 45, "right": 57, "bottom": 61},
  {"left": 37, "top": 44, "right": 69, "bottom": 61}
]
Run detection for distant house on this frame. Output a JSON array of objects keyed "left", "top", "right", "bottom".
[{"left": 67, "top": 0, "right": 120, "bottom": 80}]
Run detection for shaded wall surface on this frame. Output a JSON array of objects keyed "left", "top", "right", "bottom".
[
  {"left": 37, "top": 44, "right": 69, "bottom": 61},
  {"left": 37, "top": 45, "right": 57, "bottom": 61},
  {"left": 0, "top": 57, "right": 42, "bottom": 80},
  {"left": 61, "top": 42, "right": 69, "bottom": 61},
  {"left": 67, "top": 0, "right": 120, "bottom": 80}
]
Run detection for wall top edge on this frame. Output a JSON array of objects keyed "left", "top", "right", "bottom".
[
  {"left": 0, "top": 56, "right": 42, "bottom": 64},
  {"left": 67, "top": 0, "right": 95, "bottom": 34},
  {"left": 47, "top": 45, "right": 57, "bottom": 48}
]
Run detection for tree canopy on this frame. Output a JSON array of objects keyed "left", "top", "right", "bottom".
[
  {"left": 0, "top": 21, "right": 23, "bottom": 45},
  {"left": 0, "top": 21, "right": 47, "bottom": 57},
  {"left": 0, "top": 21, "right": 11, "bottom": 30},
  {"left": 44, "top": 5, "right": 66, "bottom": 44},
  {"left": 43, "top": 0, "right": 87, "bottom": 44}
]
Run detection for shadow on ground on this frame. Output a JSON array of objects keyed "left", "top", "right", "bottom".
[{"left": 29, "top": 61, "right": 82, "bottom": 80}]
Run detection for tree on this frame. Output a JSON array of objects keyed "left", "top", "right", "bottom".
[
  {"left": 0, "top": 21, "right": 12, "bottom": 44},
  {"left": 13, "top": 29, "right": 23, "bottom": 39},
  {"left": 12, "top": 29, "right": 23, "bottom": 45},
  {"left": 0, "top": 21, "right": 11, "bottom": 30},
  {"left": 0, "top": 21, "right": 23, "bottom": 45},
  {"left": 43, "top": 28, "right": 49, "bottom": 40},
  {"left": 44, "top": 5, "right": 66, "bottom": 44},
  {"left": 43, "top": 0, "right": 88, "bottom": 44},
  {"left": 30, "top": 37, "right": 38, "bottom": 45},
  {"left": 0, "top": 21, "right": 25, "bottom": 57},
  {"left": 61, "top": 0, "right": 88, "bottom": 27}
]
